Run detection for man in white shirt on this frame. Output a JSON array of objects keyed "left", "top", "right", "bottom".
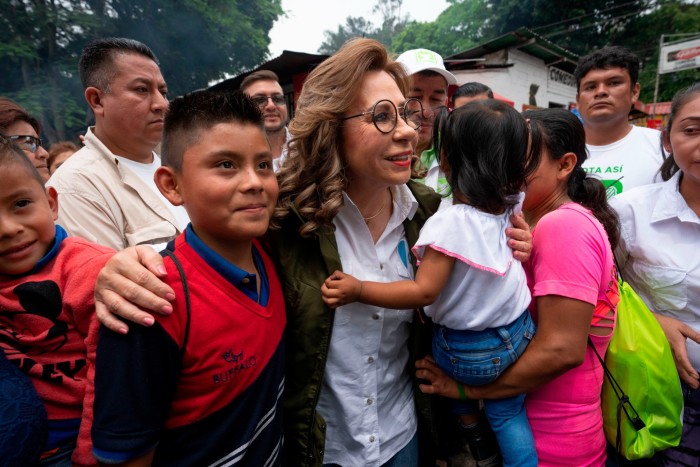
[
  {"left": 240, "top": 70, "right": 290, "bottom": 171},
  {"left": 396, "top": 49, "right": 457, "bottom": 204},
  {"left": 574, "top": 46, "right": 664, "bottom": 197},
  {"left": 48, "top": 38, "right": 188, "bottom": 251}
]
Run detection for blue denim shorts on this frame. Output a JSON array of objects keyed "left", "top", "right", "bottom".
[{"left": 432, "top": 310, "right": 536, "bottom": 386}]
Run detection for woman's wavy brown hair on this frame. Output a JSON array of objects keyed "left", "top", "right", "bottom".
[{"left": 271, "top": 38, "right": 409, "bottom": 237}]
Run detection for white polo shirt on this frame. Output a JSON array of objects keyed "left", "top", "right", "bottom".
[
  {"left": 611, "top": 171, "right": 700, "bottom": 371},
  {"left": 317, "top": 185, "right": 418, "bottom": 467}
]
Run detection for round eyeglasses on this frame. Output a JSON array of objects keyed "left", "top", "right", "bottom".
[
  {"left": 8, "top": 135, "right": 43, "bottom": 154},
  {"left": 342, "top": 98, "right": 423, "bottom": 134}
]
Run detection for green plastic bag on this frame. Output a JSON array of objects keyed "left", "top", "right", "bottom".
[{"left": 597, "top": 279, "right": 684, "bottom": 460}]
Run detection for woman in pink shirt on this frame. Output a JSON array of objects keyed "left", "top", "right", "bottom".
[{"left": 417, "top": 108, "right": 620, "bottom": 466}]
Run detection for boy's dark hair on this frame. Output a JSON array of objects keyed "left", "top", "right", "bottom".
[
  {"left": 161, "top": 90, "right": 264, "bottom": 172},
  {"left": 79, "top": 37, "right": 159, "bottom": 90},
  {"left": 451, "top": 82, "right": 493, "bottom": 106},
  {"left": 0, "top": 136, "right": 45, "bottom": 187},
  {"left": 660, "top": 82, "right": 700, "bottom": 181},
  {"left": 574, "top": 46, "right": 640, "bottom": 91},
  {"left": 240, "top": 70, "right": 281, "bottom": 93},
  {"left": 523, "top": 108, "right": 620, "bottom": 248},
  {"left": 0, "top": 97, "right": 41, "bottom": 135},
  {"left": 435, "top": 100, "right": 537, "bottom": 214}
]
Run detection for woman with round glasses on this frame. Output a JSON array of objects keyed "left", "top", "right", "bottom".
[
  {"left": 91, "top": 38, "right": 533, "bottom": 466},
  {"left": 0, "top": 98, "right": 50, "bottom": 182}
]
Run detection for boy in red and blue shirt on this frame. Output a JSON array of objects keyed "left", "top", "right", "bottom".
[
  {"left": 91, "top": 91, "right": 286, "bottom": 466},
  {"left": 0, "top": 139, "right": 113, "bottom": 466}
]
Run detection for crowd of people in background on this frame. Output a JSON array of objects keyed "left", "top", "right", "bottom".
[{"left": 0, "top": 31, "right": 698, "bottom": 467}]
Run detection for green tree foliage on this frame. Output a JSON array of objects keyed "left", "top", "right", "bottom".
[
  {"left": 389, "top": 0, "right": 699, "bottom": 102},
  {"left": 391, "top": 0, "right": 488, "bottom": 56},
  {"left": 318, "top": 0, "right": 408, "bottom": 54},
  {"left": 0, "top": 0, "right": 282, "bottom": 142},
  {"left": 619, "top": 1, "right": 700, "bottom": 102}
]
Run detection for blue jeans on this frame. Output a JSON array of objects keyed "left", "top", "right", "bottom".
[
  {"left": 382, "top": 431, "right": 418, "bottom": 467},
  {"left": 432, "top": 310, "right": 537, "bottom": 467}
]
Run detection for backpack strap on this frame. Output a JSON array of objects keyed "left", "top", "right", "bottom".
[
  {"left": 159, "top": 241, "right": 191, "bottom": 359},
  {"left": 587, "top": 337, "right": 646, "bottom": 460}
]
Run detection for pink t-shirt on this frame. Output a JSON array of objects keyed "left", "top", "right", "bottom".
[{"left": 524, "top": 203, "right": 618, "bottom": 467}]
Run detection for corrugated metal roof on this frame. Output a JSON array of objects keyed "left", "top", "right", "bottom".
[
  {"left": 209, "top": 50, "right": 329, "bottom": 92},
  {"left": 446, "top": 27, "right": 579, "bottom": 73}
]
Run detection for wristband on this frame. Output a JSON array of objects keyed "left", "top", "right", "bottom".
[{"left": 457, "top": 382, "right": 468, "bottom": 400}]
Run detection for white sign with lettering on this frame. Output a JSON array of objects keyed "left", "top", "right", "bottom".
[{"left": 659, "top": 38, "right": 700, "bottom": 74}]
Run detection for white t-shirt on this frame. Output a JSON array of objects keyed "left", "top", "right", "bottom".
[
  {"left": 114, "top": 154, "right": 190, "bottom": 250},
  {"left": 414, "top": 200, "right": 531, "bottom": 331},
  {"left": 583, "top": 125, "right": 664, "bottom": 198}
]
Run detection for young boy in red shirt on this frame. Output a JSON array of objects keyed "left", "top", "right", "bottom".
[
  {"left": 91, "top": 91, "right": 286, "bottom": 466},
  {"left": 0, "top": 137, "right": 113, "bottom": 466}
]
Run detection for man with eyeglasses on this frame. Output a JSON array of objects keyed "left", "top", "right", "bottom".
[
  {"left": 240, "top": 70, "right": 290, "bottom": 171},
  {"left": 396, "top": 49, "right": 457, "bottom": 206},
  {"left": 47, "top": 38, "right": 188, "bottom": 251}
]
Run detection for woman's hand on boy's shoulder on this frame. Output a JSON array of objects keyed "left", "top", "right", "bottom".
[{"left": 95, "top": 246, "right": 175, "bottom": 334}]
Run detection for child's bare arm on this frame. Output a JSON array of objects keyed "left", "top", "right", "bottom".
[{"left": 321, "top": 248, "right": 455, "bottom": 309}]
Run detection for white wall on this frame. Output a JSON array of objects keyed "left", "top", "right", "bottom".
[{"left": 452, "top": 49, "right": 577, "bottom": 111}]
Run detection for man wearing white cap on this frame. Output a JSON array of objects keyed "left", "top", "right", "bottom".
[{"left": 396, "top": 49, "right": 457, "bottom": 204}]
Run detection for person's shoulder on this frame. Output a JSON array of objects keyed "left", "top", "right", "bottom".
[
  {"left": 610, "top": 181, "right": 663, "bottom": 210},
  {"left": 629, "top": 125, "right": 663, "bottom": 146},
  {"left": 538, "top": 203, "right": 599, "bottom": 234},
  {"left": 47, "top": 145, "right": 109, "bottom": 187},
  {"left": 57, "top": 237, "right": 115, "bottom": 269},
  {"left": 407, "top": 180, "right": 441, "bottom": 213}
]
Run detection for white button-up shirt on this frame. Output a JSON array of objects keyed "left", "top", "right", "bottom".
[
  {"left": 611, "top": 171, "right": 700, "bottom": 371},
  {"left": 317, "top": 185, "right": 418, "bottom": 467}
]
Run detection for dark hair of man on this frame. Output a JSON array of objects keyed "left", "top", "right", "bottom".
[
  {"left": 660, "top": 82, "right": 700, "bottom": 181},
  {"left": 451, "top": 82, "right": 494, "bottom": 106},
  {"left": 524, "top": 108, "right": 620, "bottom": 248},
  {"left": 0, "top": 97, "right": 41, "bottom": 135},
  {"left": 0, "top": 136, "right": 45, "bottom": 187},
  {"left": 161, "top": 90, "right": 263, "bottom": 173},
  {"left": 434, "top": 100, "right": 537, "bottom": 214},
  {"left": 574, "top": 46, "right": 640, "bottom": 92},
  {"left": 240, "top": 70, "right": 281, "bottom": 93},
  {"left": 79, "top": 37, "right": 159, "bottom": 90}
]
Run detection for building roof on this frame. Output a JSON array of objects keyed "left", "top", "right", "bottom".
[
  {"left": 209, "top": 50, "right": 329, "bottom": 92},
  {"left": 445, "top": 27, "right": 579, "bottom": 74}
]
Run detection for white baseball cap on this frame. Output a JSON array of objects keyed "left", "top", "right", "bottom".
[{"left": 396, "top": 49, "right": 457, "bottom": 85}]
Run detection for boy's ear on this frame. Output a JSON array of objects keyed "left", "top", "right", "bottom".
[
  {"left": 155, "top": 166, "right": 184, "bottom": 206},
  {"left": 45, "top": 186, "right": 59, "bottom": 222},
  {"left": 558, "top": 152, "right": 578, "bottom": 180}
]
